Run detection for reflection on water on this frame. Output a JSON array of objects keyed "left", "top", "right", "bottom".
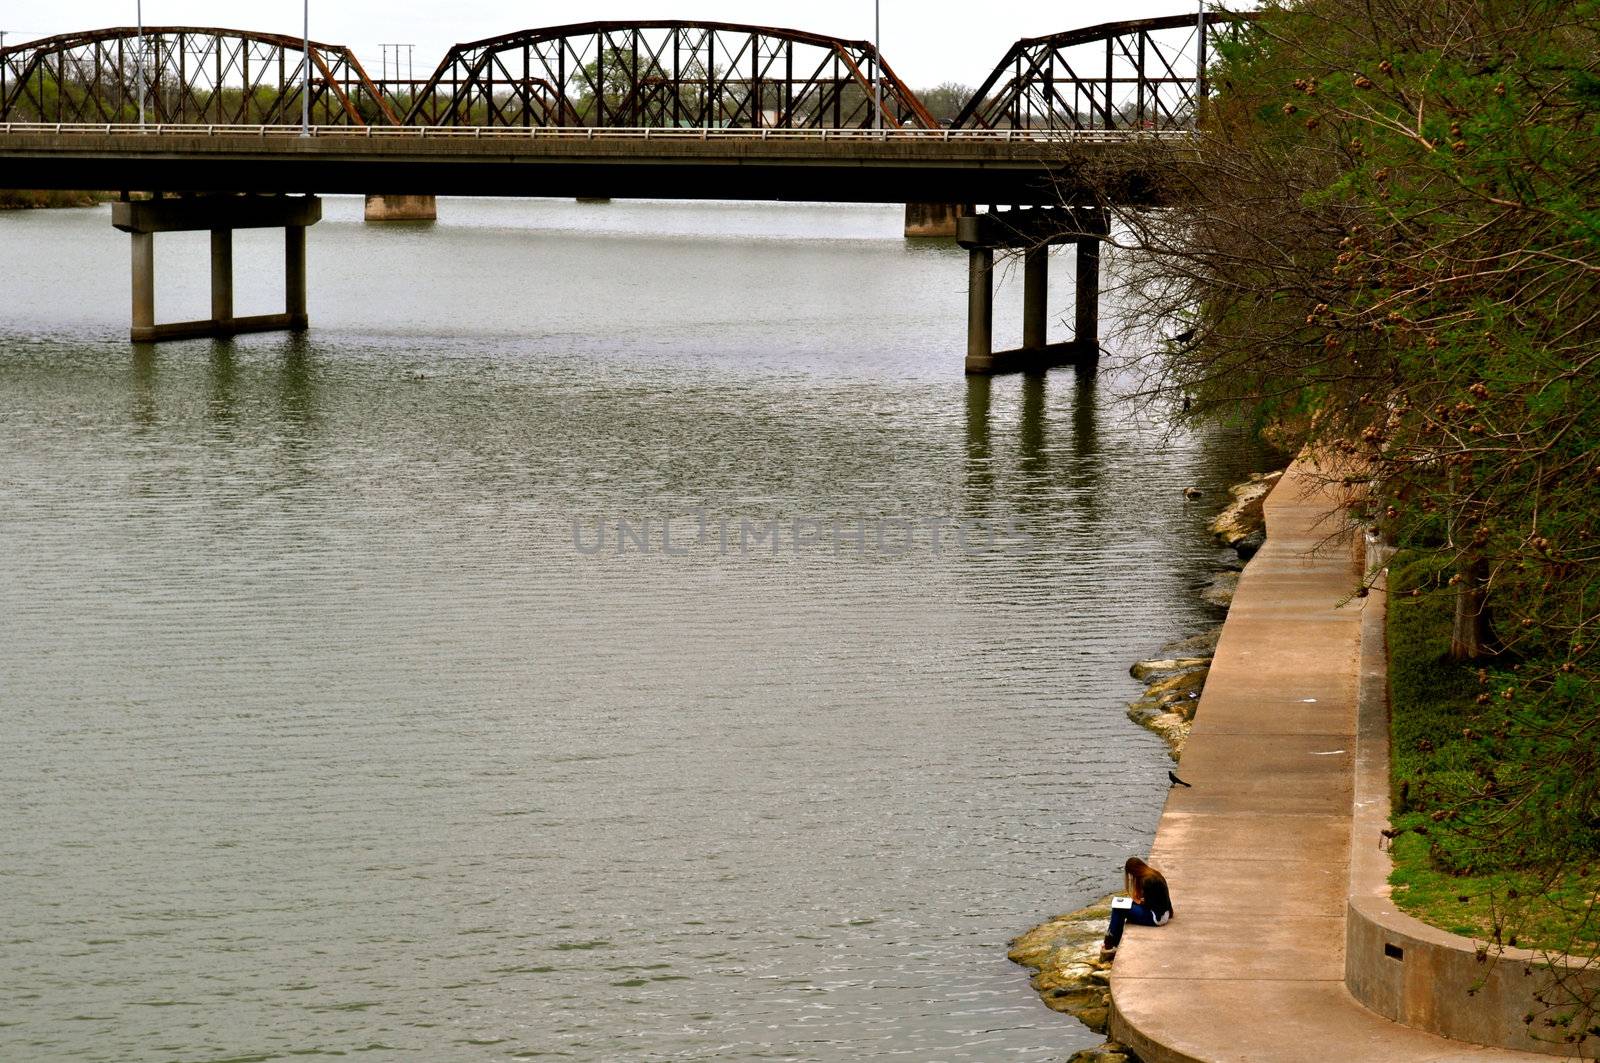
[{"left": 0, "top": 198, "right": 1271, "bottom": 1062}]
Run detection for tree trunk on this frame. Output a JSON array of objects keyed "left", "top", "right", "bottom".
[{"left": 1450, "top": 553, "right": 1497, "bottom": 661}]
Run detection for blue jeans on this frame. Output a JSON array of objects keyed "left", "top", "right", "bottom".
[{"left": 1104, "top": 903, "right": 1165, "bottom": 948}]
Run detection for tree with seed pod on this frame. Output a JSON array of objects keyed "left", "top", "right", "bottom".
[{"left": 1082, "top": 0, "right": 1600, "bottom": 1035}]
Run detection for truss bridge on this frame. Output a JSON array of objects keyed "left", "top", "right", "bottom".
[{"left": 0, "top": 13, "right": 1251, "bottom": 370}]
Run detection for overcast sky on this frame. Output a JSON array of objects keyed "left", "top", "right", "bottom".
[{"left": 4, "top": 1, "right": 1220, "bottom": 88}]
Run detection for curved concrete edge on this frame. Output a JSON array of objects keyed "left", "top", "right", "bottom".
[
  {"left": 1106, "top": 460, "right": 1556, "bottom": 1062},
  {"left": 1346, "top": 563, "right": 1600, "bottom": 1059},
  {"left": 1110, "top": 1014, "right": 1197, "bottom": 1063},
  {"left": 1346, "top": 896, "right": 1600, "bottom": 1058}
]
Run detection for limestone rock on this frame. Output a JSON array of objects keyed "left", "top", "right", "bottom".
[
  {"left": 1234, "top": 528, "right": 1267, "bottom": 560},
  {"left": 1067, "top": 1042, "right": 1140, "bottom": 1063},
  {"left": 1208, "top": 469, "right": 1284, "bottom": 548},
  {"left": 1128, "top": 663, "right": 1206, "bottom": 758},
  {"left": 1010, "top": 899, "right": 1119, "bottom": 1027},
  {"left": 1127, "top": 698, "right": 1189, "bottom": 760},
  {"left": 1161, "top": 625, "right": 1223, "bottom": 657},
  {"left": 1143, "top": 666, "right": 1208, "bottom": 701},
  {"left": 1130, "top": 657, "right": 1211, "bottom": 681},
  {"left": 1009, "top": 903, "right": 1108, "bottom": 970},
  {"left": 1201, "top": 571, "right": 1240, "bottom": 608}
]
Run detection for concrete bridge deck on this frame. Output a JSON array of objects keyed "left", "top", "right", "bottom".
[{"left": 0, "top": 124, "right": 1180, "bottom": 204}]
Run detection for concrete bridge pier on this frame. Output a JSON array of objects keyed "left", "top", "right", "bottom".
[
  {"left": 967, "top": 246, "right": 994, "bottom": 363},
  {"left": 113, "top": 194, "right": 322, "bottom": 343},
  {"left": 960, "top": 207, "right": 1107, "bottom": 375},
  {"left": 1075, "top": 233, "right": 1101, "bottom": 367},
  {"left": 364, "top": 194, "right": 437, "bottom": 221},
  {"left": 210, "top": 230, "right": 233, "bottom": 323},
  {"left": 1022, "top": 245, "right": 1049, "bottom": 350},
  {"left": 286, "top": 225, "right": 308, "bottom": 323},
  {"left": 905, "top": 202, "right": 970, "bottom": 238}
]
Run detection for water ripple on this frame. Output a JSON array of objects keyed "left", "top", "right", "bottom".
[{"left": 0, "top": 197, "right": 1272, "bottom": 1062}]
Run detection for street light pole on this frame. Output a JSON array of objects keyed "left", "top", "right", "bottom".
[
  {"left": 136, "top": 0, "right": 145, "bottom": 126},
  {"left": 301, "top": 0, "right": 310, "bottom": 136},
  {"left": 873, "top": 0, "right": 882, "bottom": 131}
]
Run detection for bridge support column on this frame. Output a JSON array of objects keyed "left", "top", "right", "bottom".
[
  {"left": 1023, "top": 245, "right": 1049, "bottom": 350},
  {"left": 965, "top": 247, "right": 994, "bottom": 373},
  {"left": 905, "top": 202, "right": 969, "bottom": 238},
  {"left": 286, "top": 225, "right": 307, "bottom": 327},
  {"left": 211, "top": 229, "right": 234, "bottom": 323},
  {"left": 131, "top": 231, "right": 155, "bottom": 336},
  {"left": 113, "top": 195, "right": 321, "bottom": 343},
  {"left": 364, "top": 194, "right": 437, "bottom": 222},
  {"left": 958, "top": 206, "right": 1106, "bottom": 375},
  {"left": 1075, "top": 233, "right": 1101, "bottom": 363}
]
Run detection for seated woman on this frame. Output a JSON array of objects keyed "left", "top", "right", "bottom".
[{"left": 1101, "top": 856, "right": 1173, "bottom": 958}]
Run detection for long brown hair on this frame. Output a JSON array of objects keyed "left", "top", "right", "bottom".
[{"left": 1124, "top": 857, "right": 1168, "bottom": 907}]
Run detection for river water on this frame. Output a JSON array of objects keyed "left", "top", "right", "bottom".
[{"left": 0, "top": 198, "right": 1268, "bottom": 1061}]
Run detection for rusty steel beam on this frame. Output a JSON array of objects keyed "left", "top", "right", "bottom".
[
  {"left": 402, "top": 20, "right": 937, "bottom": 130},
  {"left": 0, "top": 13, "right": 1262, "bottom": 134},
  {"left": 0, "top": 26, "right": 398, "bottom": 125},
  {"left": 955, "top": 10, "right": 1258, "bottom": 130}
]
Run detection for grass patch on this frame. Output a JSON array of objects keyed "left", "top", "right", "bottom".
[
  {"left": 1386, "top": 552, "right": 1600, "bottom": 955},
  {"left": 1388, "top": 835, "right": 1600, "bottom": 948}
]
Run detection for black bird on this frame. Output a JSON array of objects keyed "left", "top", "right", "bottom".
[
  {"left": 1173, "top": 327, "right": 1197, "bottom": 344},
  {"left": 1168, "top": 771, "right": 1193, "bottom": 788}
]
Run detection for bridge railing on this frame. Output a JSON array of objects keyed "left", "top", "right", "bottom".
[{"left": 0, "top": 121, "right": 1194, "bottom": 144}]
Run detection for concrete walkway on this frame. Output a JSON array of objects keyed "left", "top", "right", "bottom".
[{"left": 1108, "top": 461, "right": 1541, "bottom": 1063}]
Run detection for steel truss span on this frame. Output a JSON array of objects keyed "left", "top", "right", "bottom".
[
  {"left": 955, "top": 12, "right": 1256, "bottom": 130},
  {"left": 395, "top": 21, "right": 936, "bottom": 130},
  {"left": 0, "top": 12, "right": 1250, "bottom": 133},
  {"left": 0, "top": 27, "right": 396, "bottom": 126}
]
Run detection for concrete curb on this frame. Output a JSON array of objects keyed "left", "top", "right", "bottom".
[{"left": 1345, "top": 568, "right": 1600, "bottom": 1058}]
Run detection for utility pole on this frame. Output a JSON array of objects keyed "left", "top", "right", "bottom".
[
  {"left": 301, "top": 0, "right": 310, "bottom": 136},
  {"left": 136, "top": 1, "right": 145, "bottom": 126},
  {"left": 1193, "top": 0, "right": 1206, "bottom": 130},
  {"left": 379, "top": 44, "right": 416, "bottom": 88},
  {"left": 873, "top": 0, "right": 883, "bottom": 131}
]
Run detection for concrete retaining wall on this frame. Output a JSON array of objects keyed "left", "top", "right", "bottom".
[
  {"left": 1346, "top": 897, "right": 1600, "bottom": 1057},
  {"left": 1347, "top": 563, "right": 1600, "bottom": 1058}
]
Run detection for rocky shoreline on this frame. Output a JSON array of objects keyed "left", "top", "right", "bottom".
[
  {"left": 1007, "top": 469, "right": 1284, "bottom": 1063},
  {"left": 1007, "top": 899, "right": 1131, "bottom": 1061},
  {"left": 1124, "top": 470, "right": 1282, "bottom": 758}
]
